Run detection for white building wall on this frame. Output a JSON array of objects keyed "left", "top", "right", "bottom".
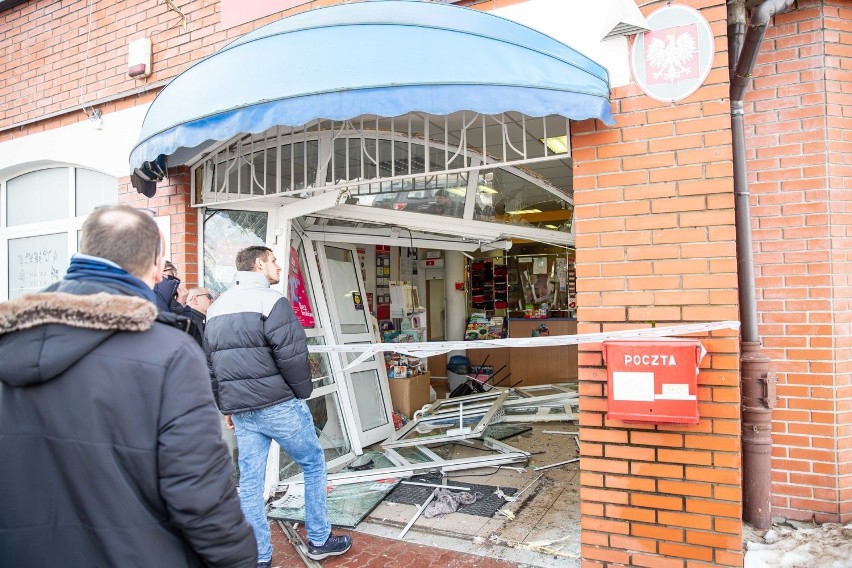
[
  {"left": 0, "top": 104, "right": 150, "bottom": 180},
  {"left": 494, "top": 0, "right": 635, "bottom": 88}
]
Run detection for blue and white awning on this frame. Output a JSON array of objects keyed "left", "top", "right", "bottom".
[{"left": 130, "top": 0, "right": 613, "bottom": 192}]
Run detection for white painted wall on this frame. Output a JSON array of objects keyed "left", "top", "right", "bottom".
[
  {"left": 444, "top": 250, "right": 468, "bottom": 359},
  {"left": 0, "top": 104, "right": 150, "bottom": 179},
  {"left": 493, "top": 0, "right": 635, "bottom": 88}
]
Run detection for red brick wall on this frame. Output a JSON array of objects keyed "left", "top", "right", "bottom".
[
  {"left": 1, "top": 0, "right": 352, "bottom": 283},
  {"left": 747, "top": 0, "right": 852, "bottom": 523},
  {"left": 0, "top": 0, "right": 350, "bottom": 130},
  {"left": 572, "top": 0, "right": 743, "bottom": 564},
  {"left": 118, "top": 167, "right": 199, "bottom": 287}
]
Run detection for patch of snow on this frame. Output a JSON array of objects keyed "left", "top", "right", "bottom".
[{"left": 744, "top": 522, "right": 852, "bottom": 568}]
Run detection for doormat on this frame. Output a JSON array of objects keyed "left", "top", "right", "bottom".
[{"left": 383, "top": 473, "right": 516, "bottom": 518}]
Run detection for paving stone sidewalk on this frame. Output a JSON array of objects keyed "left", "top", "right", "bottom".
[{"left": 269, "top": 522, "right": 520, "bottom": 567}]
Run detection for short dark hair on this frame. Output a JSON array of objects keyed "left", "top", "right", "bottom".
[
  {"left": 80, "top": 205, "right": 161, "bottom": 278},
  {"left": 235, "top": 246, "right": 273, "bottom": 271},
  {"left": 163, "top": 260, "right": 177, "bottom": 276},
  {"left": 434, "top": 189, "right": 449, "bottom": 198}
]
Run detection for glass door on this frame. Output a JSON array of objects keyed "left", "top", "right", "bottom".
[
  {"left": 202, "top": 205, "right": 358, "bottom": 494},
  {"left": 315, "top": 243, "right": 396, "bottom": 447},
  {"left": 280, "top": 234, "right": 357, "bottom": 482}
]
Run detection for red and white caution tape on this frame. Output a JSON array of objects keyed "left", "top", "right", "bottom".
[{"left": 307, "top": 320, "right": 740, "bottom": 372}]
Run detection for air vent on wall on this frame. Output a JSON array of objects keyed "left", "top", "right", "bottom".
[{"left": 600, "top": 0, "right": 650, "bottom": 41}]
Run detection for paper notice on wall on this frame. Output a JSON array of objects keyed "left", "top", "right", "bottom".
[
  {"left": 389, "top": 282, "right": 405, "bottom": 318},
  {"left": 533, "top": 257, "right": 548, "bottom": 274},
  {"left": 611, "top": 371, "right": 655, "bottom": 401},
  {"left": 657, "top": 384, "right": 696, "bottom": 400}
]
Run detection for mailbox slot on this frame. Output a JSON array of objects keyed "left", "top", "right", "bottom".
[{"left": 602, "top": 338, "right": 706, "bottom": 424}]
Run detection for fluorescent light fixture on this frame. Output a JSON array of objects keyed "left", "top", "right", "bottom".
[
  {"left": 447, "top": 187, "right": 467, "bottom": 197},
  {"left": 477, "top": 185, "right": 498, "bottom": 194},
  {"left": 506, "top": 208, "right": 542, "bottom": 215},
  {"left": 545, "top": 224, "right": 559, "bottom": 229},
  {"left": 540, "top": 135, "right": 570, "bottom": 155}
]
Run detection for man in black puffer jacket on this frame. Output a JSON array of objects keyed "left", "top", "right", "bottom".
[
  {"left": 204, "top": 246, "right": 352, "bottom": 565},
  {"left": 0, "top": 205, "right": 256, "bottom": 567}
]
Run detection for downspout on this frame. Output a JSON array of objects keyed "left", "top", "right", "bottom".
[{"left": 728, "top": 0, "right": 795, "bottom": 530}]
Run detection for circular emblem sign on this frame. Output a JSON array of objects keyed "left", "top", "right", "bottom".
[{"left": 630, "top": 5, "right": 714, "bottom": 103}]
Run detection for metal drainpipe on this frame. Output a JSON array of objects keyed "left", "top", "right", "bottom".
[{"left": 728, "top": 0, "right": 795, "bottom": 529}]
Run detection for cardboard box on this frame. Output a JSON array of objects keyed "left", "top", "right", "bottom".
[{"left": 387, "top": 372, "right": 431, "bottom": 419}]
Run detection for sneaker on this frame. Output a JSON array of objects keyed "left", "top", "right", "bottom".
[
  {"left": 306, "top": 534, "right": 352, "bottom": 560},
  {"left": 257, "top": 562, "right": 271, "bottom": 568}
]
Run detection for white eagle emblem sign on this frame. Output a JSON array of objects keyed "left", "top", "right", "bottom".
[
  {"left": 644, "top": 24, "right": 699, "bottom": 85},
  {"left": 630, "top": 6, "right": 713, "bottom": 103}
]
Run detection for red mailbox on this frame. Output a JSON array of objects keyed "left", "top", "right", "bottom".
[{"left": 602, "top": 338, "right": 706, "bottom": 424}]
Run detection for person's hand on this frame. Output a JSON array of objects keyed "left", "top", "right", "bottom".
[
  {"left": 224, "top": 415, "right": 234, "bottom": 429},
  {"left": 176, "top": 282, "right": 189, "bottom": 305}
]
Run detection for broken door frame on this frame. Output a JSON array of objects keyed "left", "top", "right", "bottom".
[
  {"left": 281, "top": 436, "right": 529, "bottom": 487},
  {"left": 382, "top": 390, "right": 510, "bottom": 449}
]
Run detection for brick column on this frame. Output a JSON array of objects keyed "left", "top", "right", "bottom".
[
  {"left": 571, "top": 1, "right": 743, "bottom": 565},
  {"left": 118, "top": 167, "right": 200, "bottom": 286}
]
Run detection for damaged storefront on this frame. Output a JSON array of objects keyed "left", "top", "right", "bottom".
[
  {"left": 127, "top": 5, "right": 613, "bottom": 560},
  {"left": 5, "top": 0, "right": 848, "bottom": 564}
]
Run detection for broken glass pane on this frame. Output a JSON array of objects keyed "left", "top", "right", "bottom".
[
  {"left": 306, "top": 337, "right": 334, "bottom": 388},
  {"left": 268, "top": 477, "right": 399, "bottom": 528},
  {"left": 270, "top": 450, "right": 400, "bottom": 527},
  {"left": 202, "top": 210, "right": 268, "bottom": 296}
]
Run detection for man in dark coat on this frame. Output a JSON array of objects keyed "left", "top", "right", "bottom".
[
  {"left": 154, "top": 260, "right": 205, "bottom": 346},
  {"left": 204, "top": 246, "right": 352, "bottom": 565},
  {"left": 0, "top": 205, "right": 256, "bottom": 567},
  {"left": 155, "top": 259, "right": 190, "bottom": 314}
]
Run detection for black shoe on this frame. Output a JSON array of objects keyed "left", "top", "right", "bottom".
[
  {"left": 257, "top": 562, "right": 271, "bottom": 568},
  {"left": 307, "top": 534, "right": 352, "bottom": 560}
]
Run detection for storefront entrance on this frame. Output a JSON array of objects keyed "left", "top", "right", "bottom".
[
  {"left": 196, "top": 108, "right": 588, "bottom": 474},
  {"left": 203, "top": 205, "right": 395, "bottom": 490}
]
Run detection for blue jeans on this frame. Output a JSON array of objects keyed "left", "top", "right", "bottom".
[{"left": 232, "top": 398, "right": 331, "bottom": 563}]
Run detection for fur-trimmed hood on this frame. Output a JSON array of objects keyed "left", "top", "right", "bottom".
[
  {"left": 0, "top": 292, "right": 157, "bottom": 335},
  {"left": 0, "top": 292, "right": 158, "bottom": 387}
]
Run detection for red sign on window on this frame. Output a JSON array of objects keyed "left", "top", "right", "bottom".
[{"left": 288, "top": 246, "right": 315, "bottom": 328}]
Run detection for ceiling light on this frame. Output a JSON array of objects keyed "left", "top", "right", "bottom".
[
  {"left": 477, "top": 185, "right": 498, "bottom": 194},
  {"left": 447, "top": 187, "right": 466, "bottom": 197},
  {"left": 506, "top": 208, "right": 542, "bottom": 215},
  {"left": 540, "top": 136, "right": 570, "bottom": 155},
  {"left": 545, "top": 224, "right": 559, "bottom": 229}
]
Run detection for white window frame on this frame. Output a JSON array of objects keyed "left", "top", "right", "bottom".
[{"left": 0, "top": 166, "right": 119, "bottom": 300}]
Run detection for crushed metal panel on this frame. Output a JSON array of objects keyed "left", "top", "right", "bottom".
[
  {"left": 481, "top": 436, "right": 531, "bottom": 457},
  {"left": 382, "top": 390, "right": 510, "bottom": 448},
  {"left": 419, "top": 390, "right": 577, "bottom": 419},
  {"left": 414, "top": 389, "right": 510, "bottom": 419},
  {"left": 282, "top": 436, "right": 528, "bottom": 486},
  {"left": 501, "top": 405, "right": 577, "bottom": 423},
  {"left": 513, "top": 383, "right": 579, "bottom": 397},
  {"left": 293, "top": 452, "right": 528, "bottom": 486}
]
